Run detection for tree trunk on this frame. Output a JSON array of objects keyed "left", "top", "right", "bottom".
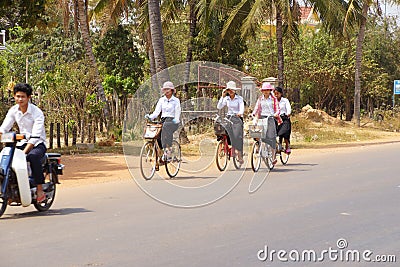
[
  {"left": 276, "top": 9, "right": 285, "bottom": 88},
  {"left": 183, "top": 0, "right": 198, "bottom": 99},
  {"left": 148, "top": 0, "right": 169, "bottom": 82},
  {"left": 81, "top": 117, "right": 85, "bottom": 143},
  {"left": 354, "top": 2, "right": 369, "bottom": 127},
  {"left": 77, "top": 0, "right": 112, "bottom": 130},
  {"left": 72, "top": 124, "right": 77, "bottom": 145},
  {"left": 345, "top": 90, "right": 352, "bottom": 121}
]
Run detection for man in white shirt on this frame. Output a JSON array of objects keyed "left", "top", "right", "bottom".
[{"left": 0, "top": 83, "right": 47, "bottom": 202}]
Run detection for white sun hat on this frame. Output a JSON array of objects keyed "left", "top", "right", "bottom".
[{"left": 225, "top": 80, "right": 241, "bottom": 90}]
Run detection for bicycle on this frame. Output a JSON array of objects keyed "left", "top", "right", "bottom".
[
  {"left": 214, "top": 115, "right": 242, "bottom": 171},
  {"left": 249, "top": 117, "right": 276, "bottom": 172},
  {"left": 276, "top": 138, "right": 290, "bottom": 165},
  {"left": 139, "top": 121, "right": 182, "bottom": 180}
]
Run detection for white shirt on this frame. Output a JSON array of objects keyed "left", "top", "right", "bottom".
[
  {"left": 0, "top": 102, "right": 46, "bottom": 146},
  {"left": 217, "top": 94, "right": 244, "bottom": 115},
  {"left": 278, "top": 97, "right": 291, "bottom": 115},
  {"left": 149, "top": 95, "right": 181, "bottom": 123},
  {"left": 259, "top": 95, "right": 276, "bottom": 117}
]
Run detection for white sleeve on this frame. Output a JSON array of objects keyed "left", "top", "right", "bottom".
[
  {"left": 217, "top": 96, "right": 227, "bottom": 109},
  {"left": 174, "top": 100, "right": 181, "bottom": 123},
  {"left": 0, "top": 109, "right": 15, "bottom": 134},
  {"left": 28, "top": 109, "right": 45, "bottom": 145},
  {"left": 286, "top": 99, "right": 292, "bottom": 115},
  {"left": 149, "top": 98, "right": 163, "bottom": 120},
  {"left": 239, "top": 97, "right": 244, "bottom": 115}
]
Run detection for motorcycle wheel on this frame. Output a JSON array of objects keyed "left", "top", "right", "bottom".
[
  {"left": 0, "top": 175, "right": 8, "bottom": 217},
  {"left": 34, "top": 165, "right": 57, "bottom": 212}
]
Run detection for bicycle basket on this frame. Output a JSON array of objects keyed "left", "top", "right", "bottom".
[
  {"left": 214, "top": 121, "right": 227, "bottom": 136},
  {"left": 248, "top": 125, "right": 264, "bottom": 138},
  {"left": 143, "top": 124, "right": 162, "bottom": 139}
]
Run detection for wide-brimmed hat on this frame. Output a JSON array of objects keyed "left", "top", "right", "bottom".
[
  {"left": 225, "top": 81, "right": 241, "bottom": 90},
  {"left": 260, "top": 82, "right": 275, "bottom": 91},
  {"left": 161, "top": 81, "right": 176, "bottom": 93}
]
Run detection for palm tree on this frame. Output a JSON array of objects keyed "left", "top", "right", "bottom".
[
  {"left": 219, "top": 0, "right": 350, "bottom": 88},
  {"left": 218, "top": 0, "right": 303, "bottom": 87},
  {"left": 77, "top": 0, "right": 111, "bottom": 129},
  {"left": 148, "top": 0, "right": 169, "bottom": 83},
  {"left": 342, "top": 0, "right": 400, "bottom": 126}
]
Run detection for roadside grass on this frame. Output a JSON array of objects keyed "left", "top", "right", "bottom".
[{"left": 290, "top": 115, "right": 400, "bottom": 149}]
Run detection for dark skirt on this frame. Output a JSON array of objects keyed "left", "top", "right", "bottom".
[
  {"left": 260, "top": 116, "right": 277, "bottom": 149},
  {"left": 225, "top": 116, "right": 243, "bottom": 152},
  {"left": 277, "top": 115, "right": 291, "bottom": 142},
  {"left": 160, "top": 117, "right": 179, "bottom": 148}
]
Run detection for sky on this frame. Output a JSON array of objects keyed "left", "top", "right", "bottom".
[{"left": 383, "top": 2, "right": 400, "bottom": 22}]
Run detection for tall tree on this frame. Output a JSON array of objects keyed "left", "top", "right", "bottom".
[
  {"left": 342, "top": 0, "right": 400, "bottom": 126},
  {"left": 77, "top": 0, "right": 111, "bottom": 129},
  {"left": 219, "top": 0, "right": 303, "bottom": 87},
  {"left": 148, "top": 0, "right": 169, "bottom": 83}
]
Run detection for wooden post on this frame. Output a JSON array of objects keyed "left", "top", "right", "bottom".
[
  {"left": 64, "top": 119, "right": 69, "bottom": 147},
  {"left": 57, "top": 122, "right": 61, "bottom": 148},
  {"left": 49, "top": 122, "right": 54, "bottom": 149}
]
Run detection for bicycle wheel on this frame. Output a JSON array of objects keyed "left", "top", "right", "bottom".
[
  {"left": 140, "top": 141, "right": 157, "bottom": 180},
  {"left": 251, "top": 141, "right": 261, "bottom": 172},
  {"left": 232, "top": 154, "right": 241, "bottom": 170},
  {"left": 215, "top": 140, "right": 228, "bottom": 171},
  {"left": 165, "top": 140, "right": 181, "bottom": 178},
  {"left": 280, "top": 150, "right": 290, "bottom": 165},
  {"left": 263, "top": 144, "right": 275, "bottom": 170}
]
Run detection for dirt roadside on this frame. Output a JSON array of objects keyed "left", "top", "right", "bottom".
[{"left": 59, "top": 136, "right": 400, "bottom": 187}]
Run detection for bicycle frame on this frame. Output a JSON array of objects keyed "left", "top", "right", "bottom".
[
  {"left": 220, "top": 135, "right": 234, "bottom": 159},
  {"left": 140, "top": 120, "right": 182, "bottom": 179}
]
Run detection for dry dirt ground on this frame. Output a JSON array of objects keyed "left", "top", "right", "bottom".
[{"left": 60, "top": 153, "right": 132, "bottom": 187}]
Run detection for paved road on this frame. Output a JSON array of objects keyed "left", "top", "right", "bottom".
[{"left": 1, "top": 143, "right": 400, "bottom": 267}]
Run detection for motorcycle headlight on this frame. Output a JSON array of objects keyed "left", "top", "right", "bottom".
[{"left": 1, "top": 132, "right": 15, "bottom": 143}]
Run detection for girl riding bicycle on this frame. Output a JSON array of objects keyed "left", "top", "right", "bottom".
[
  {"left": 217, "top": 81, "right": 245, "bottom": 165},
  {"left": 251, "top": 82, "right": 282, "bottom": 165},
  {"left": 274, "top": 86, "right": 292, "bottom": 154},
  {"left": 145, "top": 81, "right": 181, "bottom": 161}
]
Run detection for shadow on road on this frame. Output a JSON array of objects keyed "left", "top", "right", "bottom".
[{"left": 2, "top": 207, "right": 92, "bottom": 220}]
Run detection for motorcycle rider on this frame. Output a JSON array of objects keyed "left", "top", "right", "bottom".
[{"left": 0, "top": 83, "right": 47, "bottom": 202}]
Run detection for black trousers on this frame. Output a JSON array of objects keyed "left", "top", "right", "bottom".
[{"left": 17, "top": 143, "right": 46, "bottom": 185}]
